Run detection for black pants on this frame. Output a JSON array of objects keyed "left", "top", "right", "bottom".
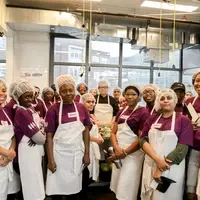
[
  {"left": 51, "top": 194, "right": 79, "bottom": 200},
  {"left": 7, "top": 194, "right": 16, "bottom": 200}
]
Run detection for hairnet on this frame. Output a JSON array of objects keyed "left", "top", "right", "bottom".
[
  {"left": 142, "top": 84, "right": 158, "bottom": 94},
  {"left": 0, "top": 79, "right": 7, "bottom": 90},
  {"left": 81, "top": 93, "right": 96, "bottom": 103},
  {"left": 42, "top": 87, "right": 54, "bottom": 95},
  {"left": 41, "top": 87, "right": 54, "bottom": 99},
  {"left": 56, "top": 74, "right": 75, "bottom": 90},
  {"left": 192, "top": 70, "right": 200, "bottom": 84},
  {"left": 154, "top": 88, "right": 178, "bottom": 111},
  {"left": 123, "top": 85, "right": 141, "bottom": 96},
  {"left": 13, "top": 81, "right": 34, "bottom": 100},
  {"left": 9, "top": 82, "right": 17, "bottom": 98},
  {"left": 76, "top": 83, "right": 88, "bottom": 91},
  {"left": 98, "top": 80, "right": 110, "bottom": 88},
  {"left": 113, "top": 87, "right": 122, "bottom": 92}
]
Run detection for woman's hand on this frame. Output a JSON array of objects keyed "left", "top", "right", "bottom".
[
  {"left": 48, "top": 160, "right": 57, "bottom": 173},
  {"left": 192, "top": 121, "right": 198, "bottom": 131},
  {"left": 0, "top": 156, "right": 10, "bottom": 167},
  {"left": 96, "top": 135, "right": 104, "bottom": 144},
  {"left": 28, "top": 139, "right": 36, "bottom": 147},
  {"left": 155, "top": 157, "right": 171, "bottom": 171},
  {"left": 153, "top": 168, "right": 162, "bottom": 183},
  {"left": 83, "top": 153, "right": 90, "bottom": 166},
  {"left": 114, "top": 146, "right": 126, "bottom": 159},
  {"left": 7, "top": 149, "right": 16, "bottom": 161}
]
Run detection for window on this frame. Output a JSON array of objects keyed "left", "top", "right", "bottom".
[
  {"left": 54, "top": 65, "right": 85, "bottom": 85},
  {"left": 122, "top": 68, "right": 150, "bottom": 88},
  {"left": 122, "top": 43, "right": 150, "bottom": 67},
  {"left": 54, "top": 38, "right": 86, "bottom": 63},
  {"left": 0, "top": 63, "right": 6, "bottom": 80},
  {"left": 90, "top": 41, "right": 119, "bottom": 65},
  {"left": 182, "top": 47, "right": 200, "bottom": 93},
  {"left": 88, "top": 67, "right": 119, "bottom": 92},
  {"left": 153, "top": 70, "right": 179, "bottom": 88},
  {"left": 153, "top": 49, "right": 180, "bottom": 69},
  {"left": 0, "top": 36, "right": 6, "bottom": 60}
]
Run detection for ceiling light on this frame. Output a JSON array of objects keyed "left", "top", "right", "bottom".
[
  {"left": 85, "top": 0, "right": 102, "bottom": 2},
  {"left": 141, "top": 1, "right": 199, "bottom": 12}
]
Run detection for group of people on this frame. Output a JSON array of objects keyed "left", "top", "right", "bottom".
[{"left": 0, "top": 70, "right": 200, "bottom": 200}]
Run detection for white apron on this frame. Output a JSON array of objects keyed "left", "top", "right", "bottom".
[
  {"left": 110, "top": 105, "right": 144, "bottom": 200},
  {"left": 46, "top": 101, "right": 85, "bottom": 195},
  {"left": 88, "top": 121, "right": 101, "bottom": 181},
  {"left": 94, "top": 95, "right": 113, "bottom": 125},
  {"left": 0, "top": 109, "right": 20, "bottom": 200},
  {"left": 188, "top": 96, "right": 200, "bottom": 196},
  {"left": 18, "top": 108, "right": 45, "bottom": 200},
  {"left": 141, "top": 112, "right": 185, "bottom": 200}
]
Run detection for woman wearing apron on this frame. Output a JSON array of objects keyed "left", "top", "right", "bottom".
[
  {"left": 81, "top": 93, "right": 103, "bottom": 199},
  {"left": 74, "top": 83, "right": 88, "bottom": 103},
  {"left": 110, "top": 85, "right": 149, "bottom": 200},
  {"left": 142, "top": 84, "right": 158, "bottom": 116},
  {"left": 0, "top": 79, "right": 20, "bottom": 200},
  {"left": 140, "top": 88, "right": 193, "bottom": 200},
  {"left": 41, "top": 87, "right": 54, "bottom": 112},
  {"left": 13, "top": 81, "right": 46, "bottom": 200},
  {"left": 185, "top": 71, "right": 200, "bottom": 200},
  {"left": 45, "top": 74, "right": 91, "bottom": 200}
]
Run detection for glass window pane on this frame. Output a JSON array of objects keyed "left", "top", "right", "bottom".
[
  {"left": 54, "top": 65, "right": 85, "bottom": 85},
  {"left": 122, "top": 68, "right": 150, "bottom": 88},
  {"left": 153, "top": 50, "right": 180, "bottom": 69},
  {"left": 90, "top": 41, "right": 119, "bottom": 65},
  {"left": 122, "top": 43, "right": 150, "bottom": 67},
  {"left": 0, "top": 36, "right": 6, "bottom": 60},
  {"left": 88, "top": 67, "right": 118, "bottom": 92},
  {"left": 0, "top": 63, "right": 6, "bottom": 80},
  {"left": 182, "top": 68, "right": 196, "bottom": 95},
  {"left": 54, "top": 38, "right": 86, "bottom": 63},
  {"left": 153, "top": 70, "right": 179, "bottom": 88}
]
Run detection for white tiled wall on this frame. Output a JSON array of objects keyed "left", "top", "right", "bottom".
[{"left": 6, "top": 30, "right": 50, "bottom": 90}]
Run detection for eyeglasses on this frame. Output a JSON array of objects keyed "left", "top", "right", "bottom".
[{"left": 86, "top": 101, "right": 95, "bottom": 103}]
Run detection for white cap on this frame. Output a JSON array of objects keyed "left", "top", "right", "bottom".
[{"left": 142, "top": 84, "right": 158, "bottom": 94}]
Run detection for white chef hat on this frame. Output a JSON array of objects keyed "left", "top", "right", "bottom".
[
  {"left": 13, "top": 81, "right": 34, "bottom": 101},
  {"left": 142, "top": 84, "right": 158, "bottom": 94},
  {"left": 9, "top": 82, "right": 17, "bottom": 98},
  {"left": 98, "top": 80, "right": 110, "bottom": 88},
  {"left": 56, "top": 74, "right": 75, "bottom": 91},
  {"left": 81, "top": 93, "right": 96, "bottom": 103},
  {"left": 154, "top": 88, "right": 178, "bottom": 111},
  {"left": 192, "top": 69, "right": 200, "bottom": 84}
]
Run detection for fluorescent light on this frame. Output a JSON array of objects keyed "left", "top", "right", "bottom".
[
  {"left": 85, "top": 0, "right": 102, "bottom": 2},
  {"left": 141, "top": 1, "right": 198, "bottom": 12}
]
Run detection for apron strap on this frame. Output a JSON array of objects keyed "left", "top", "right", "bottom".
[
  {"left": 41, "top": 100, "right": 48, "bottom": 112},
  {"left": 58, "top": 101, "right": 80, "bottom": 125},
  {"left": 171, "top": 112, "right": 176, "bottom": 131},
  {"left": 150, "top": 106, "right": 155, "bottom": 115},
  {"left": 118, "top": 104, "right": 139, "bottom": 123},
  {"left": 154, "top": 113, "right": 163, "bottom": 124},
  {"left": 97, "top": 95, "right": 100, "bottom": 104},
  {"left": 192, "top": 96, "right": 198, "bottom": 106},
  {"left": 108, "top": 95, "right": 110, "bottom": 104},
  {"left": 2, "top": 109, "right": 13, "bottom": 125}
]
